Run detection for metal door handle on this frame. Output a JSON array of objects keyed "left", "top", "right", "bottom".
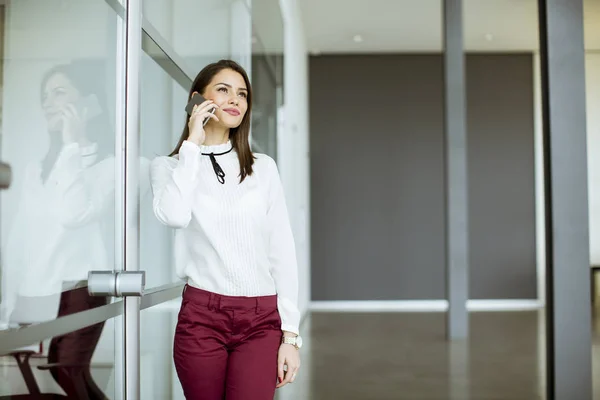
[{"left": 87, "top": 271, "right": 145, "bottom": 297}]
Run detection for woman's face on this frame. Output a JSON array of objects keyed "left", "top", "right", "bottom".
[
  {"left": 41, "top": 72, "right": 81, "bottom": 132},
  {"left": 201, "top": 68, "right": 249, "bottom": 129}
]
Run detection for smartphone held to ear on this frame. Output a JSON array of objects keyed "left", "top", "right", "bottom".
[{"left": 185, "top": 93, "right": 215, "bottom": 127}]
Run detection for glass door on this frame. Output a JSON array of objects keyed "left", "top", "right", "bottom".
[
  {"left": 119, "top": 0, "right": 257, "bottom": 397},
  {"left": 0, "top": 0, "right": 124, "bottom": 398},
  {"left": 136, "top": 1, "right": 254, "bottom": 398},
  {"left": 0, "top": 0, "right": 283, "bottom": 397}
]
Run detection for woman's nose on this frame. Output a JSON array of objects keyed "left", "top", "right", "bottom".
[{"left": 42, "top": 96, "right": 56, "bottom": 109}]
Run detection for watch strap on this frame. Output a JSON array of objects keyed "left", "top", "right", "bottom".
[{"left": 282, "top": 336, "right": 298, "bottom": 348}]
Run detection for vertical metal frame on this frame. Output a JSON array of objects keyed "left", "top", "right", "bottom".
[
  {"left": 113, "top": 1, "right": 126, "bottom": 398},
  {"left": 443, "top": 0, "right": 469, "bottom": 339},
  {"left": 123, "top": 0, "right": 142, "bottom": 398}
]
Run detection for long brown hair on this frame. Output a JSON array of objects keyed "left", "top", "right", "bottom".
[{"left": 170, "top": 59, "right": 254, "bottom": 182}]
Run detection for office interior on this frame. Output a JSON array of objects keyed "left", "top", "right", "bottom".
[{"left": 0, "top": 0, "right": 598, "bottom": 399}]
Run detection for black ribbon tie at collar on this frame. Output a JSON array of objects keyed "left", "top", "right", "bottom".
[{"left": 202, "top": 146, "right": 233, "bottom": 184}]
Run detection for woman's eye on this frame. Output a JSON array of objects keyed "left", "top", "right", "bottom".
[
  {"left": 239, "top": 92, "right": 247, "bottom": 98},
  {"left": 218, "top": 87, "right": 227, "bottom": 93},
  {"left": 49, "top": 89, "right": 67, "bottom": 99}
]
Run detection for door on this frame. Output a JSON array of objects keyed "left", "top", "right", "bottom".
[
  {"left": 0, "top": 0, "right": 255, "bottom": 398},
  {"left": 0, "top": 0, "right": 147, "bottom": 396},
  {"left": 0, "top": 0, "right": 129, "bottom": 397}
]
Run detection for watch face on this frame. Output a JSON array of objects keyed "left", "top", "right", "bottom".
[{"left": 296, "top": 336, "right": 303, "bottom": 348}]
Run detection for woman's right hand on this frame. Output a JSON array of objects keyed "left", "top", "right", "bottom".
[
  {"left": 61, "top": 103, "right": 88, "bottom": 146},
  {"left": 187, "top": 100, "right": 219, "bottom": 146}
]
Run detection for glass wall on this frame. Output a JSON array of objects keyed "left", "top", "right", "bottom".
[
  {"left": 143, "top": 0, "right": 235, "bottom": 75},
  {"left": 137, "top": 1, "right": 283, "bottom": 398},
  {"left": 137, "top": 46, "right": 186, "bottom": 398},
  {"left": 251, "top": 0, "right": 284, "bottom": 158},
  {"left": 0, "top": 0, "right": 119, "bottom": 397},
  {"left": 0, "top": 0, "right": 285, "bottom": 397},
  {"left": 138, "top": 0, "right": 283, "bottom": 396}
]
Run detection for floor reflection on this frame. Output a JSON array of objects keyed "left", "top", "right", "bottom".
[
  {"left": 8, "top": 307, "right": 600, "bottom": 399},
  {"left": 45, "top": 287, "right": 109, "bottom": 399},
  {"left": 279, "top": 311, "right": 547, "bottom": 400},
  {"left": 0, "top": 287, "right": 110, "bottom": 399}
]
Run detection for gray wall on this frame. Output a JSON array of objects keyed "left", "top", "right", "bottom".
[{"left": 310, "top": 54, "right": 536, "bottom": 301}]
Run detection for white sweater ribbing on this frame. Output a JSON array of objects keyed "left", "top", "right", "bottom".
[{"left": 150, "top": 140, "right": 300, "bottom": 334}]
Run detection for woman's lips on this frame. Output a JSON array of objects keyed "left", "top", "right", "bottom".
[{"left": 223, "top": 108, "right": 240, "bottom": 116}]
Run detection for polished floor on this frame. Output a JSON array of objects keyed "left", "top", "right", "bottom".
[
  {"left": 4, "top": 308, "right": 600, "bottom": 399},
  {"left": 277, "top": 309, "right": 600, "bottom": 400}
]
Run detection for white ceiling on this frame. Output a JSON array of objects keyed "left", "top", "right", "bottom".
[{"left": 298, "top": 0, "right": 600, "bottom": 53}]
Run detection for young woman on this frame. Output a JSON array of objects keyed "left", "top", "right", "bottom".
[{"left": 150, "top": 59, "right": 302, "bottom": 399}]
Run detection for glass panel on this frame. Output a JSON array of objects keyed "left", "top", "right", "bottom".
[
  {"left": 250, "top": 55, "right": 279, "bottom": 157},
  {"left": 136, "top": 1, "right": 255, "bottom": 397},
  {"left": 140, "top": 304, "right": 179, "bottom": 399},
  {"left": 137, "top": 0, "right": 284, "bottom": 397},
  {"left": 138, "top": 0, "right": 252, "bottom": 289},
  {"left": 137, "top": 20, "right": 189, "bottom": 400},
  {"left": 139, "top": 49, "right": 187, "bottom": 289},
  {"left": 143, "top": 0, "right": 233, "bottom": 74},
  {"left": 251, "top": 0, "right": 283, "bottom": 158},
  {"left": 0, "top": 0, "right": 120, "bottom": 397}
]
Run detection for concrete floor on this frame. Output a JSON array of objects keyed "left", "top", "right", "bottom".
[{"left": 277, "top": 309, "right": 600, "bottom": 400}]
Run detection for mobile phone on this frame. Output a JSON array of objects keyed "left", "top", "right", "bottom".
[{"left": 185, "top": 93, "right": 215, "bottom": 126}]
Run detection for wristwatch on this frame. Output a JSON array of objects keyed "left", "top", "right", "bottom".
[{"left": 282, "top": 335, "right": 303, "bottom": 350}]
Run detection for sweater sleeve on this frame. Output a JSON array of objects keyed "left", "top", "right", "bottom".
[
  {"left": 150, "top": 140, "right": 200, "bottom": 229},
  {"left": 266, "top": 157, "right": 301, "bottom": 335}
]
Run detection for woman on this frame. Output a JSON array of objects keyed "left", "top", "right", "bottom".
[
  {"left": 150, "top": 59, "right": 301, "bottom": 399},
  {"left": 1, "top": 60, "right": 115, "bottom": 399}
]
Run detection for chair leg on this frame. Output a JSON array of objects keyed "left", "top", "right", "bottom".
[{"left": 12, "top": 352, "right": 41, "bottom": 395}]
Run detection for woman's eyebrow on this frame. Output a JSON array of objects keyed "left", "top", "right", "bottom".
[{"left": 215, "top": 82, "right": 248, "bottom": 91}]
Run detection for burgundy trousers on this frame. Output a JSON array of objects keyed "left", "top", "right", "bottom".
[{"left": 173, "top": 285, "right": 283, "bottom": 400}]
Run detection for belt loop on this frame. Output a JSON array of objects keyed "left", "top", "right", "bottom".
[
  {"left": 182, "top": 284, "right": 187, "bottom": 297},
  {"left": 215, "top": 294, "right": 221, "bottom": 311},
  {"left": 255, "top": 298, "right": 261, "bottom": 314},
  {"left": 207, "top": 293, "right": 213, "bottom": 310}
]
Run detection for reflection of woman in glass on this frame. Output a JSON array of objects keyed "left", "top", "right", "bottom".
[
  {"left": 151, "top": 59, "right": 301, "bottom": 399},
  {"left": 1, "top": 60, "right": 114, "bottom": 399}
]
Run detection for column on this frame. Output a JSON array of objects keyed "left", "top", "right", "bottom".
[
  {"left": 444, "top": 0, "right": 469, "bottom": 340},
  {"left": 538, "top": 0, "right": 592, "bottom": 398}
]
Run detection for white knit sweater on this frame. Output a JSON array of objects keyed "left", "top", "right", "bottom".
[{"left": 150, "top": 140, "right": 300, "bottom": 334}]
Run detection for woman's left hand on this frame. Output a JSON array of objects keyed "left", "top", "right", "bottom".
[{"left": 276, "top": 342, "right": 300, "bottom": 388}]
